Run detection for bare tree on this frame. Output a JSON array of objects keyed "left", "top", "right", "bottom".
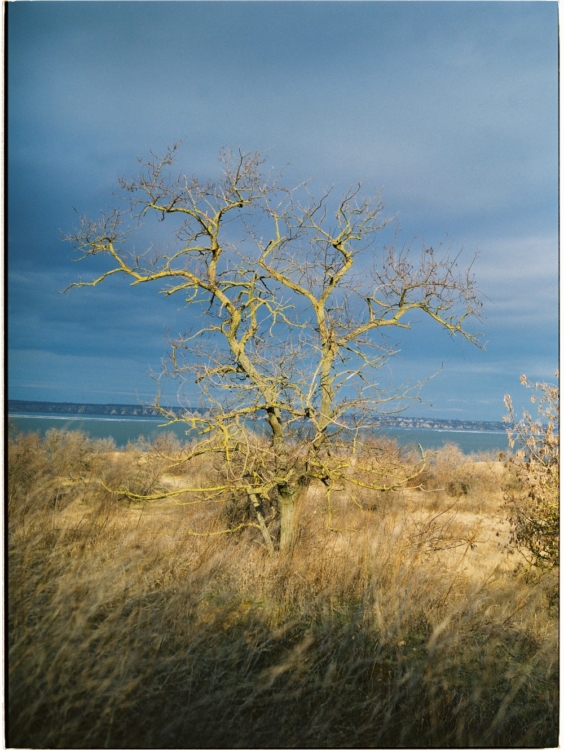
[{"left": 65, "top": 145, "right": 482, "bottom": 554}]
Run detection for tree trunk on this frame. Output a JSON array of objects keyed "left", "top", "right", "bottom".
[
  {"left": 249, "top": 492, "right": 275, "bottom": 557},
  {"left": 278, "top": 482, "right": 308, "bottom": 554}
]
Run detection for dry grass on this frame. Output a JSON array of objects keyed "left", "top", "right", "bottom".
[{"left": 8, "top": 430, "right": 559, "bottom": 748}]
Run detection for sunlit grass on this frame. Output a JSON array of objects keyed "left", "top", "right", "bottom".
[{"left": 8, "top": 430, "right": 558, "bottom": 748}]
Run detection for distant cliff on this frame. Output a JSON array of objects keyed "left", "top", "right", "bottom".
[
  {"left": 372, "top": 415, "right": 506, "bottom": 432},
  {"left": 8, "top": 400, "right": 506, "bottom": 432}
]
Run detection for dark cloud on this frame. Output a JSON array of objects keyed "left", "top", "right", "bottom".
[{"left": 7, "top": 2, "right": 558, "bottom": 418}]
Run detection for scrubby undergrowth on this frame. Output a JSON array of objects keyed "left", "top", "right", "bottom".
[{"left": 8, "top": 429, "right": 558, "bottom": 748}]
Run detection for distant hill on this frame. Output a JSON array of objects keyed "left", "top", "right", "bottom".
[
  {"left": 7, "top": 400, "right": 506, "bottom": 432},
  {"left": 7, "top": 400, "right": 192, "bottom": 418}
]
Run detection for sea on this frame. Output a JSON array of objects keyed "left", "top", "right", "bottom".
[{"left": 7, "top": 412, "right": 510, "bottom": 456}]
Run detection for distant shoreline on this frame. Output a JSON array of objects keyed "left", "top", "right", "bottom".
[{"left": 7, "top": 400, "right": 507, "bottom": 433}]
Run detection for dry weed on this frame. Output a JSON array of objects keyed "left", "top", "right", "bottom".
[{"left": 8, "top": 429, "right": 558, "bottom": 748}]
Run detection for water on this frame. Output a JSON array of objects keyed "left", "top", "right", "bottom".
[
  {"left": 7, "top": 413, "right": 185, "bottom": 449},
  {"left": 7, "top": 413, "right": 510, "bottom": 455},
  {"left": 380, "top": 427, "right": 509, "bottom": 455}
]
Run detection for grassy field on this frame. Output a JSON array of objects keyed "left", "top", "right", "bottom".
[{"left": 7, "top": 429, "right": 559, "bottom": 748}]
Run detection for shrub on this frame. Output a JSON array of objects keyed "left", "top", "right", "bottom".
[
  {"left": 409, "top": 443, "right": 504, "bottom": 510},
  {"left": 503, "top": 374, "right": 559, "bottom": 571},
  {"left": 7, "top": 427, "right": 166, "bottom": 516},
  {"left": 8, "top": 428, "right": 114, "bottom": 517}
]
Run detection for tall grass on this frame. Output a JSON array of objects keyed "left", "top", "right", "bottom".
[{"left": 8, "top": 430, "right": 558, "bottom": 748}]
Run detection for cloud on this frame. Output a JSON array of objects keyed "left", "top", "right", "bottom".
[
  {"left": 475, "top": 234, "right": 557, "bottom": 283},
  {"left": 8, "top": 349, "right": 160, "bottom": 402},
  {"left": 7, "top": 2, "right": 557, "bottom": 419}
]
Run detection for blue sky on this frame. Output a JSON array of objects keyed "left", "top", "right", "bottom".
[{"left": 7, "top": 1, "right": 558, "bottom": 421}]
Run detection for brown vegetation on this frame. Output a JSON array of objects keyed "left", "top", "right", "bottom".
[
  {"left": 503, "top": 375, "right": 559, "bottom": 574},
  {"left": 8, "top": 429, "right": 558, "bottom": 748}
]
